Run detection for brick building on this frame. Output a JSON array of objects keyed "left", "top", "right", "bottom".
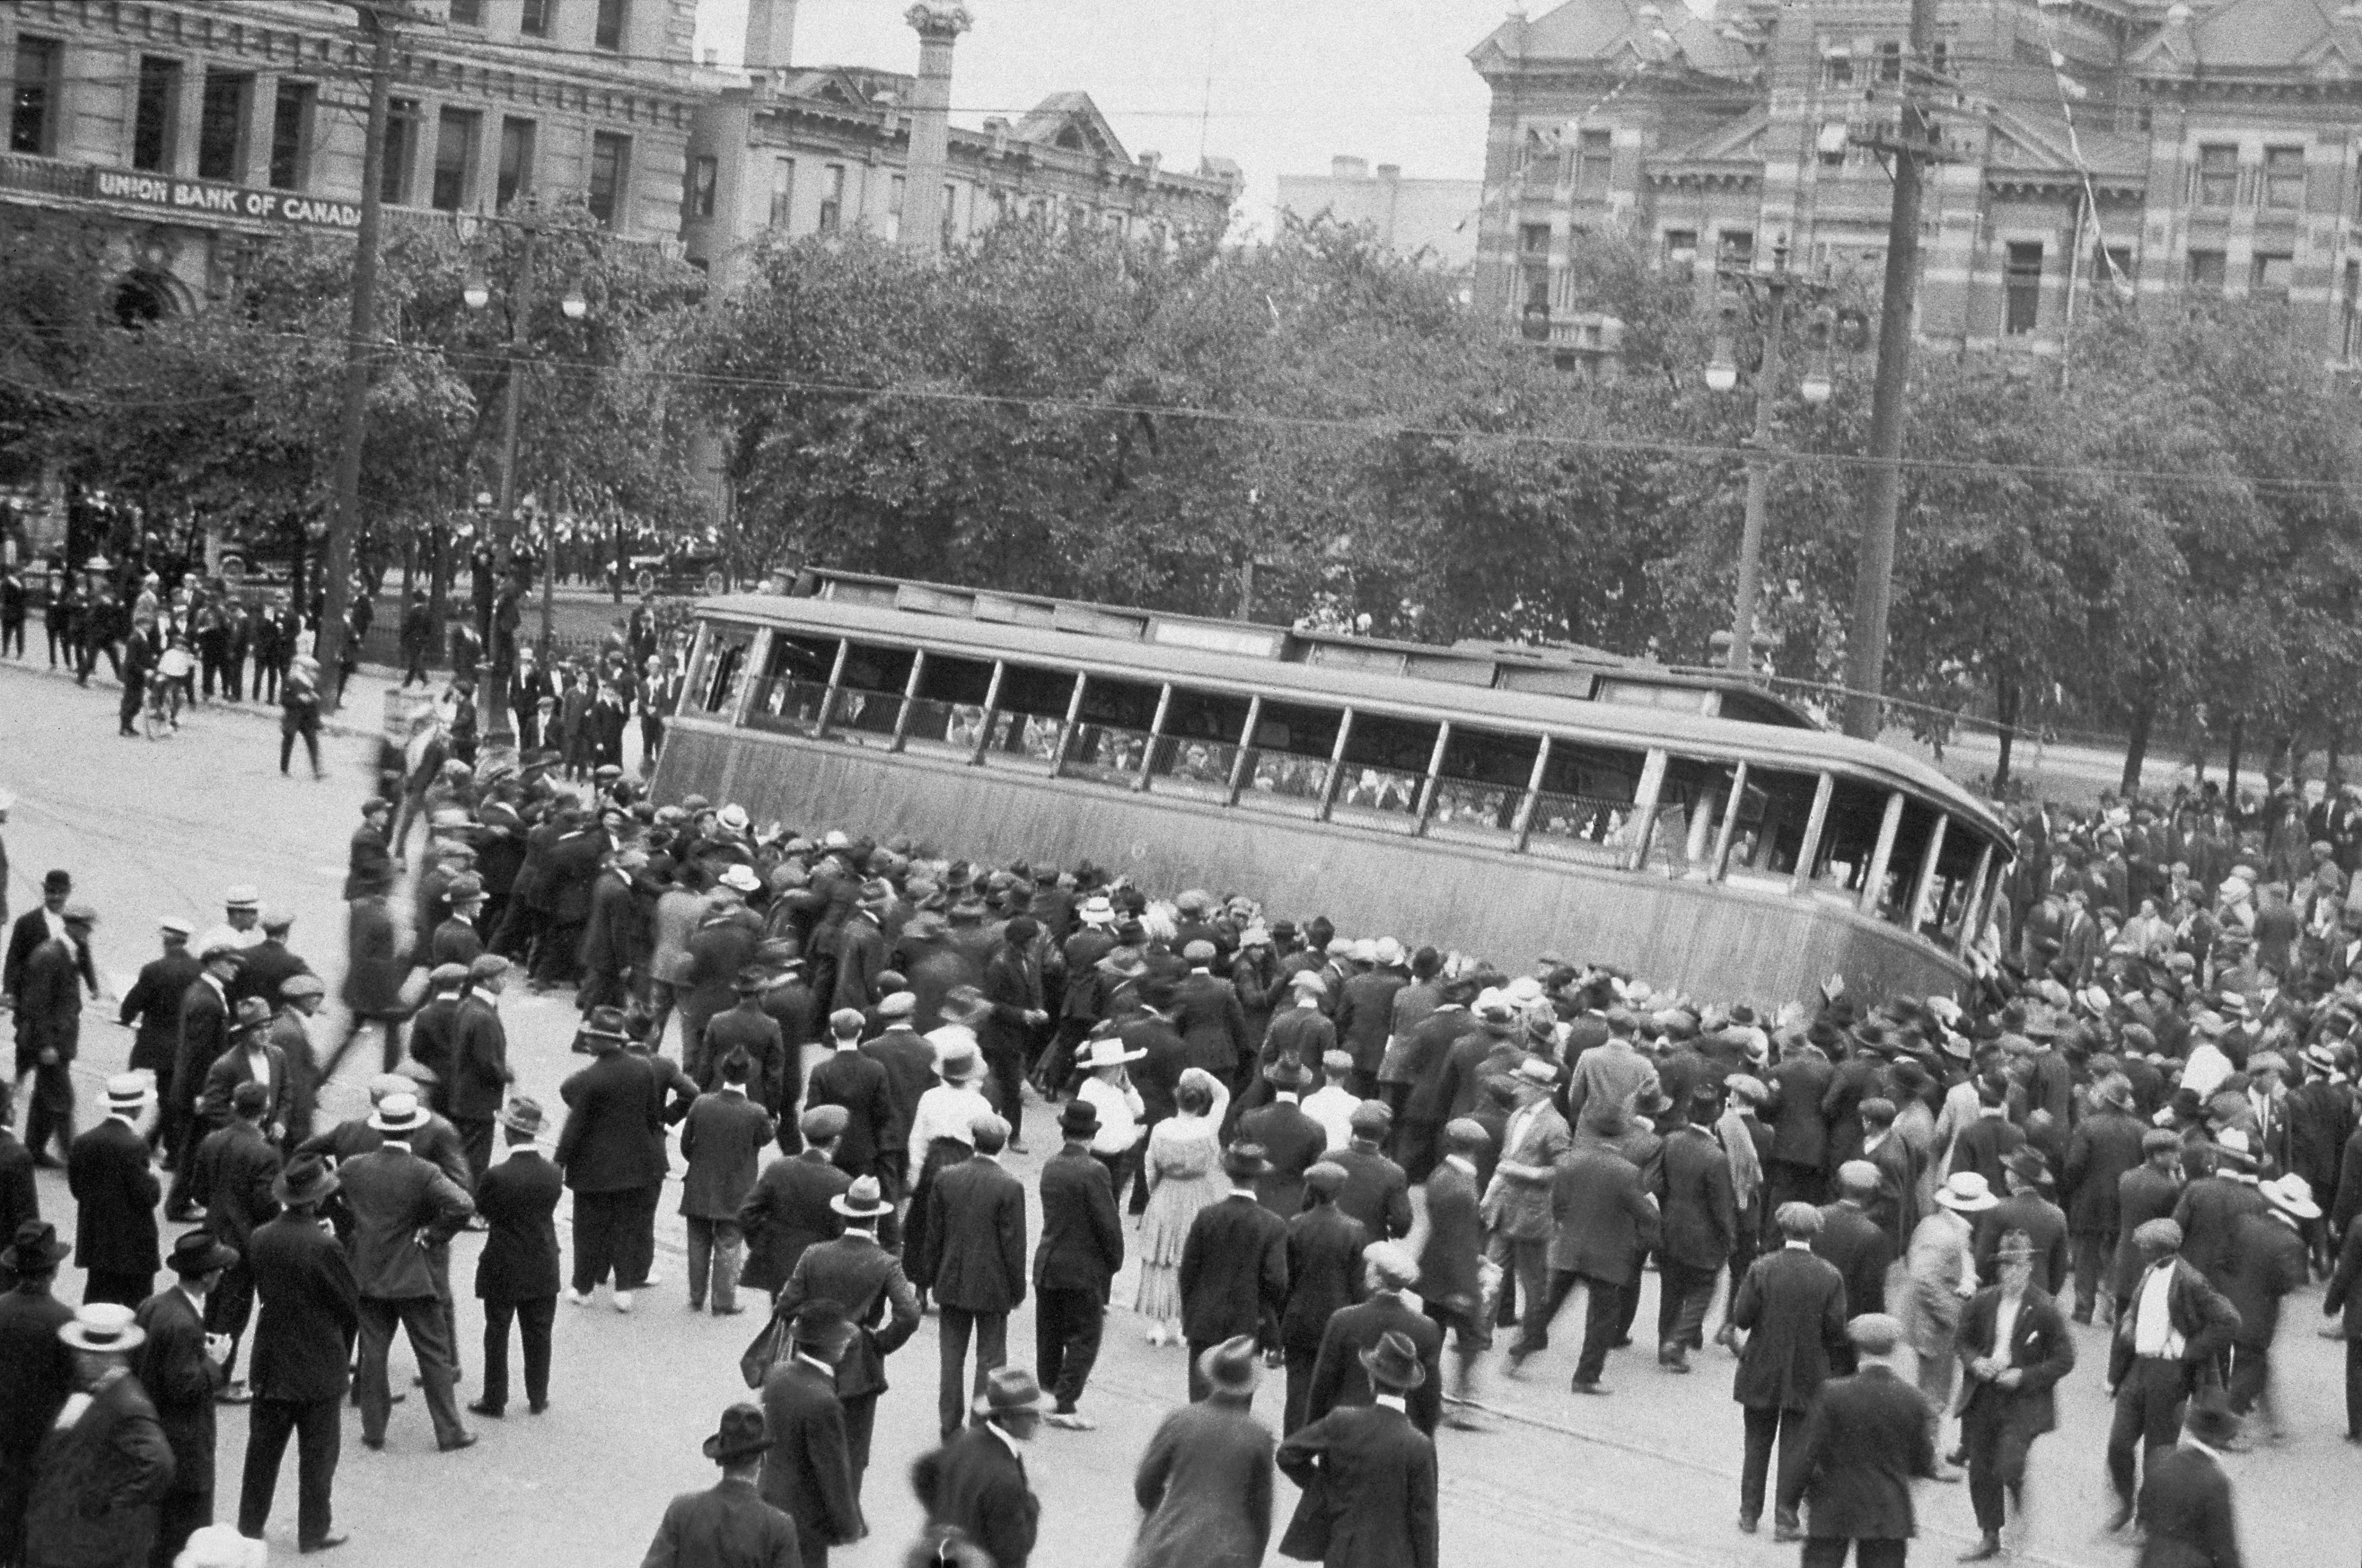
[
  {"left": 1470, "top": 0, "right": 2362, "bottom": 358},
  {"left": 1276, "top": 156, "right": 1483, "bottom": 269}
]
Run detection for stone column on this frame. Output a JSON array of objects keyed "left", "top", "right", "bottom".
[{"left": 899, "top": 1, "right": 970, "bottom": 256}]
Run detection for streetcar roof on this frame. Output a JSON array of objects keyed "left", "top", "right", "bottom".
[{"left": 694, "top": 591, "right": 2011, "bottom": 847}]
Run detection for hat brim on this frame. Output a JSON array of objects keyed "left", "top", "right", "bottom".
[
  {"left": 368, "top": 1113, "right": 430, "bottom": 1135},
  {"left": 272, "top": 1171, "right": 341, "bottom": 1204},
  {"left": 1083, "top": 1047, "right": 1147, "bottom": 1067},
  {"left": 0, "top": 1239, "right": 70, "bottom": 1270},
  {"left": 972, "top": 1390, "right": 1046, "bottom": 1418},
  {"left": 1356, "top": 1347, "right": 1428, "bottom": 1391},
  {"left": 829, "top": 1194, "right": 893, "bottom": 1219},
  {"left": 702, "top": 1435, "right": 774, "bottom": 1463},
  {"left": 1935, "top": 1190, "right": 1998, "bottom": 1212},
  {"left": 170, "top": 1241, "right": 240, "bottom": 1276},
  {"left": 59, "top": 1324, "right": 147, "bottom": 1353}
]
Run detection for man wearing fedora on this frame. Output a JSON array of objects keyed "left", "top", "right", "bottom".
[
  {"left": 757, "top": 1301, "right": 863, "bottom": 1568},
  {"left": 134, "top": 1232, "right": 238, "bottom": 1567},
  {"left": 1132, "top": 1335, "right": 1276, "bottom": 1568},
  {"left": 911, "top": 1366, "right": 1043, "bottom": 1568},
  {"left": 341, "top": 1094, "right": 475, "bottom": 1454},
  {"left": 25, "top": 1303, "right": 175, "bottom": 1567},
  {"left": 1032, "top": 1098, "right": 1124, "bottom": 1430},
  {"left": 472, "top": 1099, "right": 562, "bottom": 1419},
  {"left": 1972, "top": 1149, "right": 2070, "bottom": 1300},
  {"left": 69, "top": 1075, "right": 163, "bottom": 1309},
  {"left": 738, "top": 1107, "right": 854, "bottom": 1311},
  {"left": 2135, "top": 1393, "right": 2246, "bottom": 1568},
  {"left": 921, "top": 1113, "right": 1028, "bottom": 1442},
  {"left": 1239, "top": 1061, "right": 1328, "bottom": 1219},
  {"left": 14, "top": 902, "right": 97, "bottom": 1168},
  {"left": 1276, "top": 1329, "right": 1437, "bottom": 1568},
  {"left": 776, "top": 1174, "right": 918, "bottom": 1499},
  {"left": 556, "top": 1007, "right": 670, "bottom": 1312},
  {"left": 2105, "top": 1217, "right": 2241, "bottom": 1533},
  {"left": 641, "top": 1403, "right": 801, "bottom": 1568},
  {"left": 185, "top": 1081, "right": 280, "bottom": 1400},
  {"left": 2063, "top": 1073, "right": 2152, "bottom": 1325},
  {"left": 1778, "top": 1313, "right": 1937, "bottom": 1568},
  {"left": 239, "top": 1154, "right": 357, "bottom": 1555},
  {"left": 1305, "top": 1242, "right": 1442, "bottom": 1436},
  {"left": 0, "top": 1221, "right": 75, "bottom": 1565},
  {"left": 1954, "top": 1231, "right": 2076, "bottom": 1560},
  {"left": 2223, "top": 1173, "right": 2315, "bottom": 1442},
  {"left": 1179, "top": 1143, "right": 1290, "bottom": 1405},
  {"left": 197, "top": 1003, "right": 287, "bottom": 1145}
]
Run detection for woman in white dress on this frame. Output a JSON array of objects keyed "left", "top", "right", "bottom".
[{"left": 1132, "top": 1067, "right": 1230, "bottom": 1344}]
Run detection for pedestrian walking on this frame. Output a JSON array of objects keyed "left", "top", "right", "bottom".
[
  {"left": 2323, "top": 1192, "right": 2362, "bottom": 1440},
  {"left": 1178, "top": 1143, "right": 1289, "bottom": 1404},
  {"left": 804, "top": 1010, "right": 896, "bottom": 1180},
  {"left": 738, "top": 1107, "right": 853, "bottom": 1309},
  {"left": 277, "top": 657, "right": 323, "bottom": 779},
  {"left": 1779, "top": 1313, "right": 1936, "bottom": 1568},
  {"left": 773, "top": 1175, "right": 918, "bottom": 1500},
  {"left": 445, "top": 956, "right": 513, "bottom": 1185},
  {"left": 134, "top": 1232, "right": 238, "bottom": 1568},
  {"left": 0, "top": 1222, "right": 76, "bottom": 1567},
  {"left": 1133, "top": 1069, "right": 1230, "bottom": 1345},
  {"left": 115, "top": 918, "right": 200, "bottom": 1156},
  {"left": 1524, "top": 1131, "right": 1657, "bottom": 1392},
  {"left": 640, "top": 1403, "right": 801, "bottom": 1568},
  {"left": 68, "top": 1076, "right": 163, "bottom": 1309},
  {"left": 911, "top": 1367, "right": 1043, "bottom": 1568},
  {"left": 2135, "top": 1393, "right": 2245, "bottom": 1568},
  {"left": 2105, "top": 1217, "right": 2242, "bottom": 1534},
  {"left": 682, "top": 1053, "right": 777, "bottom": 1317},
  {"left": 471, "top": 1099, "right": 562, "bottom": 1419},
  {"left": 1899, "top": 1171, "right": 1994, "bottom": 1476},
  {"left": 24, "top": 1304, "right": 175, "bottom": 1568},
  {"left": 556, "top": 1008, "right": 668, "bottom": 1312},
  {"left": 237, "top": 1156, "right": 357, "bottom": 1555},
  {"left": 1033, "top": 1100, "right": 1124, "bottom": 1430},
  {"left": 920, "top": 1114, "right": 1027, "bottom": 1442},
  {"left": 1280, "top": 1164, "right": 1368, "bottom": 1435},
  {"left": 1130, "top": 1336, "right": 1276, "bottom": 1568},
  {"left": 1653, "top": 1081, "right": 1736, "bottom": 1373},
  {"left": 2222, "top": 1173, "right": 2314, "bottom": 1442},
  {"left": 1412, "top": 1118, "right": 1489, "bottom": 1416},
  {"left": 14, "top": 903, "right": 96, "bottom": 1166},
  {"left": 270, "top": 975, "right": 329, "bottom": 1152},
  {"left": 2062, "top": 1074, "right": 2149, "bottom": 1324},
  {"left": 1275, "top": 1329, "right": 1438, "bottom": 1568},
  {"left": 341, "top": 1095, "right": 475, "bottom": 1454},
  {"left": 1954, "top": 1234, "right": 2076, "bottom": 1560},
  {"left": 1731, "top": 1202, "right": 1850, "bottom": 1539},
  {"left": 1818, "top": 1161, "right": 1898, "bottom": 1372},
  {"left": 1238, "top": 1059, "right": 1327, "bottom": 1217},
  {"left": 756, "top": 1301, "right": 864, "bottom": 1568},
  {"left": 1303, "top": 1242, "right": 1443, "bottom": 1437}
]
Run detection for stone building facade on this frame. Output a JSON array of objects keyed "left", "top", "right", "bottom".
[{"left": 1276, "top": 156, "right": 1483, "bottom": 269}]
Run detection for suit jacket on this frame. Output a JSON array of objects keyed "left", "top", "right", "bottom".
[
  {"left": 246, "top": 1211, "right": 360, "bottom": 1403},
  {"left": 1813, "top": 1202, "right": 1895, "bottom": 1323},
  {"left": 1241, "top": 1099, "right": 1329, "bottom": 1218},
  {"left": 1765, "top": 1053, "right": 1836, "bottom": 1168},
  {"left": 1732, "top": 1245, "right": 1850, "bottom": 1411},
  {"left": 339, "top": 899, "right": 409, "bottom": 1018},
  {"left": 913, "top": 1425, "right": 1039, "bottom": 1568},
  {"left": 132, "top": 1287, "right": 224, "bottom": 1498},
  {"left": 805, "top": 1049, "right": 896, "bottom": 1179},
  {"left": 2064, "top": 1108, "right": 2151, "bottom": 1236},
  {"left": 1972, "top": 1192, "right": 2071, "bottom": 1297},
  {"left": 24, "top": 1371, "right": 176, "bottom": 1568},
  {"left": 2108, "top": 1257, "right": 2243, "bottom": 1387},
  {"left": 923, "top": 1154, "right": 1028, "bottom": 1314},
  {"left": 556, "top": 1049, "right": 667, "bottom": 1194},
  {"left": 1033, "top": 1146, "right": 1124, "bottom": 1298},
  {"left": 1275, "top": 1402, "right": 1439, "bottom": 1568},
  {"left": 2136, "top": 1443, "right": 2243, "bottom": 1568},
  {"left": 198, "top": 1042, "right": 289, "bottom": 1132},
  {"left": 1414, "top": 1161, "right": 1485, "bottom": 1312},
  {"left": 757, "top": 1358, "right": 863, "bottom": 1551},
  {"left": 118, "top": 951, "right": 202, "bottom": 1078},
  {"left": 1326, "top": 1145, "right": 1413, "bottom": 1241},
  {"left": 339, "top": 1145, "right": 473, "bottom": 1299},
  {"left": 189, "top": 1119, "right": 281, "bottom": 1251},
  {"left": 639, "top": 1477, "right": 803, "bottom": 1568},
  {"left": 2221, "top": 1212, "right": 2306, "bottom": 1347},
  {"left": 1948, "top": 1113, "right": 2026, "bottom": 1192},
  {"left": 1783, "top": 1365, "right": 1934, "bottom": 1540},
  {"left": 2113, "top": 1166, "right": 2185, "bottom": 1303},
  {"left": 475, "top": 1151, "right": 564, "bottom": 1301},
  {"left": 0, "top": 1285, "right": 76, "bottom": 1460},
  {"left": 779, "top": 1234, "right": 921, "bottom": 1400},
  {"left": 1171, "top": 971, "right": 1251, "bottom": 1079},
  {"left": 67, "top": 1118, "right": 161, "bottom": 1275},
  {"left": 1304, "top": 1293, "right": 1444, "bottom": 1436},
  {"left": 1282, "top": 1203, "right": 1370, "bottom": 1353},
  {"left": 738, "top": 1152, "right": 851, "bottom": 1296},
  {"left": 1654, "top": 1123, "right": 1737, "bottom": 1272},
  {"left": 1955, "top": 1284, "right": 2075, "bottom": 1436},
  {"left": 448, "top": 994, "right": 511, "bottom": 1123},
  {"left": 2173, "top": 1178, "right": 2267, "bottom": 1288},
  {"left": 1548, "top": 1144, "right": 1660, "bottom": 1283},
  {"left": 230, "top": 940, "right": 311, "bottom": 1015},
  {"left": 2326, "top": 1212, "right": 2362, "bottom": 1339},
  {"left": 578, "top": 872, "right": 645, "bottom": 987},
  {"left": 860, "top": 1032, "right": 936, "bottom": 1159},
  {"left": 1131, "top": 1398, "right": 1277, "bottom": 1568},
  {"left": 1333, "top": 969, "right": 1408, "bottom": 1073},
  {"left": 680, "top": 1091, "right": 777, "bottom": 1220}
]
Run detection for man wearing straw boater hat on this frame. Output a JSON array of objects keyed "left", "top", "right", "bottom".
[
  {"left": 472, "top": 1098, "right": 562, "bottom": 1421},
  {"left": 237, "top": 1154, "right": 357, "bottom": 1555},
  {"left": 23, "top": 1303, "right": 174, "bottom": 1568},
  {"left": 341, "top": 1094, "right": 475, "bottom": 1454},
  {"left": 640, "top": 1403, "right": 800, "bottom": 1568},
  {"left": 71, "top": 1074, "right": 163, "bottom": 1308},
  {"left": 1276, "top": 1329, "right": 1438, "bottom": 1568},
  {"left": 771, "top": 1174, "right": 917, "bottom": 1502}
]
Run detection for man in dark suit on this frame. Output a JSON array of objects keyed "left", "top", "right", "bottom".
[
  {"left": 920, "top": 1114, "right": 1027, "bottom": 1441},
  {"left": 1655, "top": 1083, "right": 1737, "bottom": 1373},
  {"left": 198, "top": 999, "right": 289, "bottom": 1141},
  {"left": 1732, "top": 1202, "right": 1852, "bottom": 1539},
  {"left": 2173, "top": 1132, "right": 2267, "bottom": 1294},
  {"left": 912, "top": 1367, "right": 1043, "bottom": 1568},
  {"left": 1532, "top": 1135, "right": 1659, "bottom": 1391},
  {"left": 2324, "top": 1199, "right": 2362, "bottom": 1440},
  {"left": 2137, "top": 1394, "right": 2246, "bottom": 1568},
  {"left": 185, "top": 1080, "right": 281, "bottom": 1396},
  {"left": 446, "top": 956, "right": 514, "bottom": 1185},
  {"left": 237, "top": 1156, "right": 357, "bottom": 1553},
  {"left": 167, "top": 944, "right": 243, "bottom": 1218},
  {"left": 472, "top": 1100, "right": 562, "bottom": 1418},
  {"left": 69, "top": 1075, "right": 163, "bottom": 1307},
  {"left": 1815, "top": 1161, "right": 1896, "bottom": 1374},
  {"left": 1779, "top": 1313, "right": 1935, "bottom": 1567},
  {"left": 758, "top": 1301, "right": 864, "bottom": 1568},
  {"left": 2106, "top": 1217, "right": 2243, "bottom": 1532},
  {"left": 682, "top": 1052, "right": 777, "bottom": 1316},
  {"left": 806, "top": 1010, "right": 896, "bottom": 1179},
  {"left": 1305, "top": 1242, "right": 1444, "bottom": 1436},
  {"left": 860, "top": 998, "right": 935, "bottom": 1201},
  {"left": 1276, "top": 1329, "right": 1438, "bottom": 1568},
  {"left": 1948, "top": 1077, "right": 2026, "bottom": 1197},
  {"left": 1954, "top": 1234, "right": 2076, "bottom": 1560},
  {"left": 13, "top": 908, "right": 94, "bottom": 1168},
  {"left": 575, "top": 848, "right": 646, "bottom": 1018},
  {"left": 229, "top": 913, "right": 311, "bottom": 1015},
  {"left": 641, "top": 1403, "right": 803, "bottom": 1568},
  {"left": 2112, "top": 1131, "right": 2188, "bottom": 1309},
  {"left": 134, "top": 1231, "right": 237, "bottom": 1566},
  {"left": 0, "top": 1222, "right": 76, "bottom": 1566},
  {"left": 1178, "top": 1143, "right": 1290, "bottom": 1404},
  {"left": 777, "top": 1176, "right": 919, "bottom": 1498},
  {"left": 1763, "top": 1036, "right": 1837, "bottom": 1216},
  {"left": 2223, "top": 1173, "right": 2311, "bottom": 1437},
  {"left": 341, "top": 1094, "right": 475, "bottom": 1453},
  {"left": 24, "top": 1303, "right": 176, "bottom": 1568},
  {"left": 2063, "top": 1075, "right": 2152, "bottom": 1323},
  {"left": 1328, "top": 1102, "right": 1414, "bottom": 1241},
  {"left": 1280, "top": 1162, "right": 1368, "bottom": 1435},
  {"left": 1238, "top": 1060, "right": 1328, "bottom": 1220},
  {"left": 2, "top": 870, "right": 95, "bottom": 1006},
  {"left": 702, "top": 969, "right": 789, "bottom": 1112},
  {"left": 1032, "top": 1101, "right": 1124, "bottom": 1430},
  {"left": 116, "top": 917, "right": 201, "bottom": 1152},
  {"left": 1973, "top": 1148, "right": 2071, "bottom": 1299},
  {"left": 739, "top": 1107, "right": 853, "bottom": 1305},
  {"left": 555, "top": 1008, "right": 666, "bottom": 1310}
]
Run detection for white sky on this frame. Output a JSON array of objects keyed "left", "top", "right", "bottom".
[{"left": 693, "top": 0, "right": 1524, "bottom": 231}]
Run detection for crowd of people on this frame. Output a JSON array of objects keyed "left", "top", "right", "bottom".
[{"left": 12, "top": 728, "right": 2360, "bottom": 1568}]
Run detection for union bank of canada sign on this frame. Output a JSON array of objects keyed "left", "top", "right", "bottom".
[{"left": 92, "top": 169, "right": 363, "bottom": 231}]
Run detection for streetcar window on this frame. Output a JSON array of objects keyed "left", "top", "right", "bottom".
[
  {"left": 1149, "top": 686, "right": 1254, "bottom": 799},
  {"left": 1656, "top": 754, "right": 1747, "bottom": 879},
  {"left": 1723, "top": 767, "right": 1822, "bottom": 882},
  {"left": 1240, "top": 701, "right": 1345, "bottom": 813},
  {"left": 1335, "top": 712, "right": 1438, "bottom": 825},
  {"left": 903, "top": 653, "right": 996, "bottom": 754},
  {"left": 1806, "top": 776, "right": 1893, "bottom": 898},
  {"left": 1879, "top": 796, "right": 1942, "bottom": 928},
  {"left": 691, "top": 624, "right": 754, "bottom": 716},
  {"left": 1062, "top": 674, "right": 1159, "bottom": 783},
  {"left": 1527, "top": 738, "right": 1648, "bottom": 864},
  {"left": 746, "top": 633, "right": 837, "bottom": 735},
  {"left": 1429, "top": 727, "right": 1540, "bottom": 840},
  {"left": 830, "top": 640, "right": 917, "bottom": 742},
  {"left": 985, "top": 664, "right": 1080, "bottom": 767}
]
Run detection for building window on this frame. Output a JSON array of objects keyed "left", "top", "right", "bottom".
[
  {"left": 768, "top": 156, "right": 794, "bottom": 227},
  {"left": 1818, "top": 121, "right": 1848, "bottom": 168},
  {"left": 2262, "top": 146, "right": 2305, "bottom": 209},
  {"left": 1574, "top": 129, "right": 1612, "bottom": 197},
  {"left": 1823, "top": 51, "right": 1853, "bottom": 89},
  {"left": 1662, "top": 229, "right": 1698, "bottom": 279},
  {"left": 587, "top": 131, "right": 628, "bottom": 227},
  {"left": 8, "top": 36, "right": 59, "bottom": 156},
  {"left": 1523, "top": 266, "right": 1550, "bottom": 310},
  {"left": 1877, "top": 41, "right": 1902, "bottom": 81},
  {"left": 683, "top": 154, "right": 717, "bottom": 220},
  {"left": 595, "top": 0, "right": 626, "bottom": 51},
  {"left": 2186, "top": 248, "right": 2225, "bottom": 294},
  {"left": 268, "top": 82, "right": 313, "bottom": 190},
  {"left": 520, "top": 0, "right": 553, "bottom": 37},
  {"left": 449, "top": 0, "right": 484, "bottom": 23},
  {"left": 133, "top": 57, "right": 180, "bottom": 173},
  {"left": 2003, "top": 242, "right": 2043, "bottom": 334},
  {"left": 2196, "top": 145, "right": 2237, "bottom": 207},
  {"left": 818, "top": 163, "right": 844, "bottom": 232},
  {"left": 431, "top": 108, "right": 478, "bottom": 212},
  {"left": 2344, "top": 260, "right": 2359, "bottom": 358},
  {"left": 496, "top": 118, "right": 534, "bottom": 210},
  {"left": 1519, "top": 222, "right": 1550, "bottom": 257},
  {"left": 941, "top": 181, "right": 958, "bottom": 248},
  {"left": 1719, "top": 230, "right": 1755, "bottom": 271},
  {"left": 2251, "top": 252, "right": 2293, "bottom": 302},
  {"left": 197, "top": 71, "right": 252, "bottom": 182},
  {"left": 886, "top": 173, "right": 905, "bottom": 241},
  {"left": 383, "top": 98, "right": 417, "bottom": 204}
]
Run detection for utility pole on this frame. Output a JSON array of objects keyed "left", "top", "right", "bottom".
[
  {"left": 316, "top": 3, "right": 401, "bottom": 705},
  {"left": 1840, "top": 0, "right": 1941, "bottom": 738},
  {"left": 479, "top": 222, "right": 536, "bottom": 752}
]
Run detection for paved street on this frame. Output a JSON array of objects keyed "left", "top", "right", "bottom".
[{"left": 3, "top": 657, "right": 2357, "bottom": 1568}]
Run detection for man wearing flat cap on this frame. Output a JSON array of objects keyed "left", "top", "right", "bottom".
[
  {"left": 805, "top": 1009, "right": 895, "bottom": 1180},
  {"left": 186, "top": 1079, "right": 281, "bottom": 1400},
  {"left": 1779, "top": 1313, "right": 1936, "bottom": 1565},
  {"left": 1954, "top": 1231, "right": 2076, "bottom": 1560},
  {"left": 1280, "top": 1164, "right": 1369, "bottom": 1436},
  {"left": 1731, "top": 1202, "right": 1852, "bottom": 1539},
  {"left": 199, "top": 999, "right": 288, "bottom": 1142},
  {"left": 921, "top": 1114, "right": 1029, "bottom": 1441},
  {"left": 681, "top": 1053, "right": 777, "bottom": 1317},
  {"left": 2105, "top": 1217, "right": 2241, "bottom": 1532},
  {"left": 640, "top": 1403, "right": 801, "bottom": 1568},
  {"left": 448, "top": 956, "right": 514, "bottom": 1185}
]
